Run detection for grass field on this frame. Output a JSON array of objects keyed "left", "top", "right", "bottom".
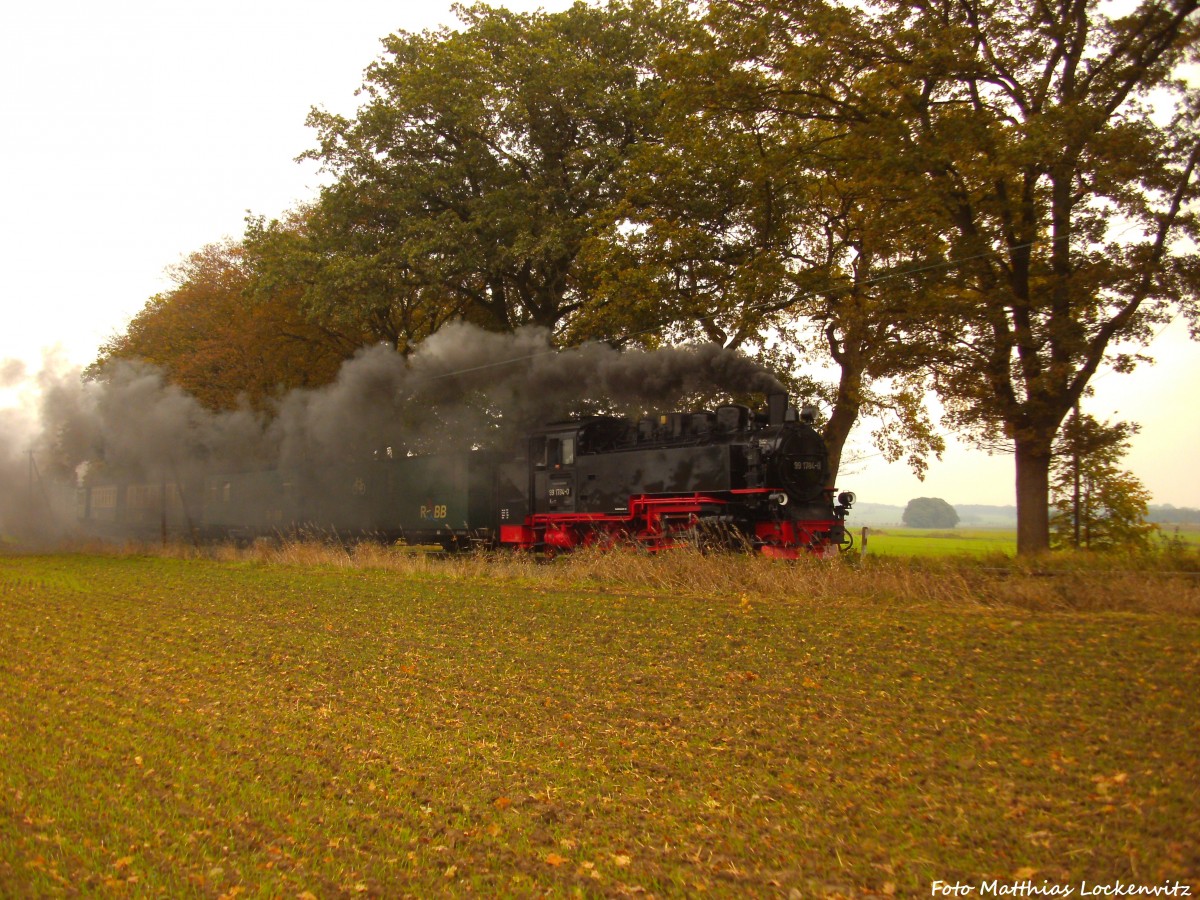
[
  {"left": 855, "top": 525, "right": 1200, "bottom": 557},
  {"left": 857, "top": 528, "right": 1018, "bottom": 556},
  {"left": 1, "top": 550, "right": 1198, "bottom": 897}
]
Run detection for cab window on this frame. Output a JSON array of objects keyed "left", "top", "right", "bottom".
[
  {"left": 533, "top": 434, "right": 576, "bottom": 468},
  {"left": 531, "top": 436, "right": 548, "bottom": 469}
]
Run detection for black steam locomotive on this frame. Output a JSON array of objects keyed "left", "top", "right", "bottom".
[{"left": 76, "top": 392, "right": 854, "bottom": 557}]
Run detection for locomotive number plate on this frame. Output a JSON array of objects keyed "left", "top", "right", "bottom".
[{"left": 793, "top": 461, "right": 824, "bottom": 471}]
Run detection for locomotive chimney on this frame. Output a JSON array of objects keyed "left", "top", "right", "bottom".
[{"left": 767, "top": 392, "right": 788, "bottom": 427}]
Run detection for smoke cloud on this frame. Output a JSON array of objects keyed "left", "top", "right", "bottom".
[
  {"left": 1, "top": 325, "right": 786, "bottom": 541},
  {"left": 0, "top": 359, "right": 25, "bottom": 388}
]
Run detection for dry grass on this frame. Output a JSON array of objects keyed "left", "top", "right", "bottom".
[{"left": 111, "top": 537, "right": 1200, "bottom": 617}]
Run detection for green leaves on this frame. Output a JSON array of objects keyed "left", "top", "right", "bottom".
[
  {"left": 1050, "top": 413, "right": 1157, "bottom": 550},
  {"left": 298, "top": 1, "right": 684, "bottom": 337}
]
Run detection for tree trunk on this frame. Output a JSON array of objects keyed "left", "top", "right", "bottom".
[
  {"left": 823, "top": 404, "right": 857, "bottom": 489},
  {"left": 1014, "top": 435, "right": 1052, "bottom": 555},
  {"left": 821, "top": 364, "right": 864, "bottom": 488}
]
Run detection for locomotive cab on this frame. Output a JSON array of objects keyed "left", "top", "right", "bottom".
[{"left": 530, "top": 427, "right": 581, "bottom": 514}]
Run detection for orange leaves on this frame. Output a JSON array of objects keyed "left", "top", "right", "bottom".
[
  {"left": 724, "top": 670, "right": 759, "bottom": 684},
  {"left": 544, "top": 852, "right": 569, "bottom": 867},
  {"left": 97, "top": 238, "right": 354, "bottom": 413},
  {"left": 1091, "top": 771, "right": 1131, "bottom": 812},
  {"left": 1092, "top": 771, "right": 1130, "bottom": 791}
]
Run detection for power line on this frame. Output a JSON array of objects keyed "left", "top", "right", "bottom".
[{"left": 413, "top": 232, "right": 1075, "bottom": 386}]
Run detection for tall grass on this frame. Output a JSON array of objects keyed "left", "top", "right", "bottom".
[{"left": 104, "top": 538, "right": 1200, "bottom": 616}]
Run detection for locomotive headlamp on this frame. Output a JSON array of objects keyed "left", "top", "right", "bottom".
[{"left": 838, "top": 491, "right": 856, "bottom": 508}]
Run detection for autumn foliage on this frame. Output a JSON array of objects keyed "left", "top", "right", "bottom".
[{"left": 94, "top": 241, "right": 357, "bottom": 411}]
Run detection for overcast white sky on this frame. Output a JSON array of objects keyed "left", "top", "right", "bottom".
[{"left": 1, "top": 0, "right": 1197, "bottom": 509}]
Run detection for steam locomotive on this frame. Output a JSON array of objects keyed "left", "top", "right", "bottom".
[{"left": 75, "top": 392, "right": 854, "bottom": 557}]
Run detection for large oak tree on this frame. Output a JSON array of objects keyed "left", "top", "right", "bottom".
[
  {"left": 703, "top": 0, "right": 1200, "bottom": 553},
  {"left": 292, "top": 0, "right": 688, "bottom": 339}
]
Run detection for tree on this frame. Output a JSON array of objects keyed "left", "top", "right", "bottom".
[
  {"left": 902, "top": 497, "right": 960, "bottom": 528},
  {"left": 243, "top": 206, "right": 465, "bottom": 354},
  {"left": 699, "top": 0, "right": 1200, "bottom": 554},
  {"left": 93, "top": 241, "right": 357, "bottom": 411},
  {"left": 1050, "top": 413, "right": 1156, "bottom": 550},
  {"left": 565, "top": 10, "right": 955, "bottom": 485},
  {"left": 294, "top": 0, "right": 685, "bottom": 341}
]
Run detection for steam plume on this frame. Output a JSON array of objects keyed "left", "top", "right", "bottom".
[{"left": 1, "top": 325, "right": 786, "bottom": 541}]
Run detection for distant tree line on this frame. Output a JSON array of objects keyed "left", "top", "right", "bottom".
[
  {"left": 1148, "top": 506, "right": 1200, "bottom": 525},
  {"left": 95, "top": 0, "right": 1200, "bottom": 554}
]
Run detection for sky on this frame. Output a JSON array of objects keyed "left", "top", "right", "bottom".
[{"left": 1, "top": 0, "right": 1197, "bottom": 510}]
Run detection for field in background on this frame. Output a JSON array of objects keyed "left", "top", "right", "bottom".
[
  {"left": 856, "top": 527, "right": 1018, "bottom": 556},
  {"left": 853, "top": 524, "right": 1200, "bottom": 557},
  {"left": 1, "top": 548, "right": 1198, "bottom": 896}
]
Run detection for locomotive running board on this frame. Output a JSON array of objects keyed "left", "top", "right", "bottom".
[{"left": 500, "top": 490, "right": 838, "bottom": 556}]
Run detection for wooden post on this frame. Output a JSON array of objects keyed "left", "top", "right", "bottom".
[
  {"left": 861, "top": 526, "right": 869, "bottom": 555},
  {"left": 28, "top": 448, "right": 35, "bottom": 531},
  {"left": 1072, "top": 402, "right": 1081, "bottom": 549}
]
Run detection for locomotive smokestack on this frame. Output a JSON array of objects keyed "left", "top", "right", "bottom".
[{"left": 767, "top": 392, "right": 788, "bottom": 427}]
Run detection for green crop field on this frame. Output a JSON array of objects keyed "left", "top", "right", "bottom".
[
  {"left": 853, "top": 525, "right": 1200, "bottom": 557},
  {"left": 1, "top": 551, "right": 1197, "bottom": 897},
  {"left": 857, "top": 528, "right": 1018, "bottom": 556}
]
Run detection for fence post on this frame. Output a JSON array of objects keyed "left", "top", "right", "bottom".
[{"left": 861, "top": 526, "right": 869, "bottom": 556}]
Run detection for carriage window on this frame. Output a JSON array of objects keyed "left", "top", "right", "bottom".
[
  {"left": 531, "top": 436, "right": 548, "bottom": 469},
  {"left": 92, "top": 486, "right": 118, "bottom": 509},
  {"left": 561, "top": 436, "right": 575, "bottom": 466}
]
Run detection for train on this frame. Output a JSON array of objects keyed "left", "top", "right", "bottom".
[{"left": 75, "top": 391, "right": 855, "bottom": 557}]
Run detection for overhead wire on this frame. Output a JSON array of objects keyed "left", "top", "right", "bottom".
[{"left": 412, "top": 216, "right": 1178, "bottom": 393}]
